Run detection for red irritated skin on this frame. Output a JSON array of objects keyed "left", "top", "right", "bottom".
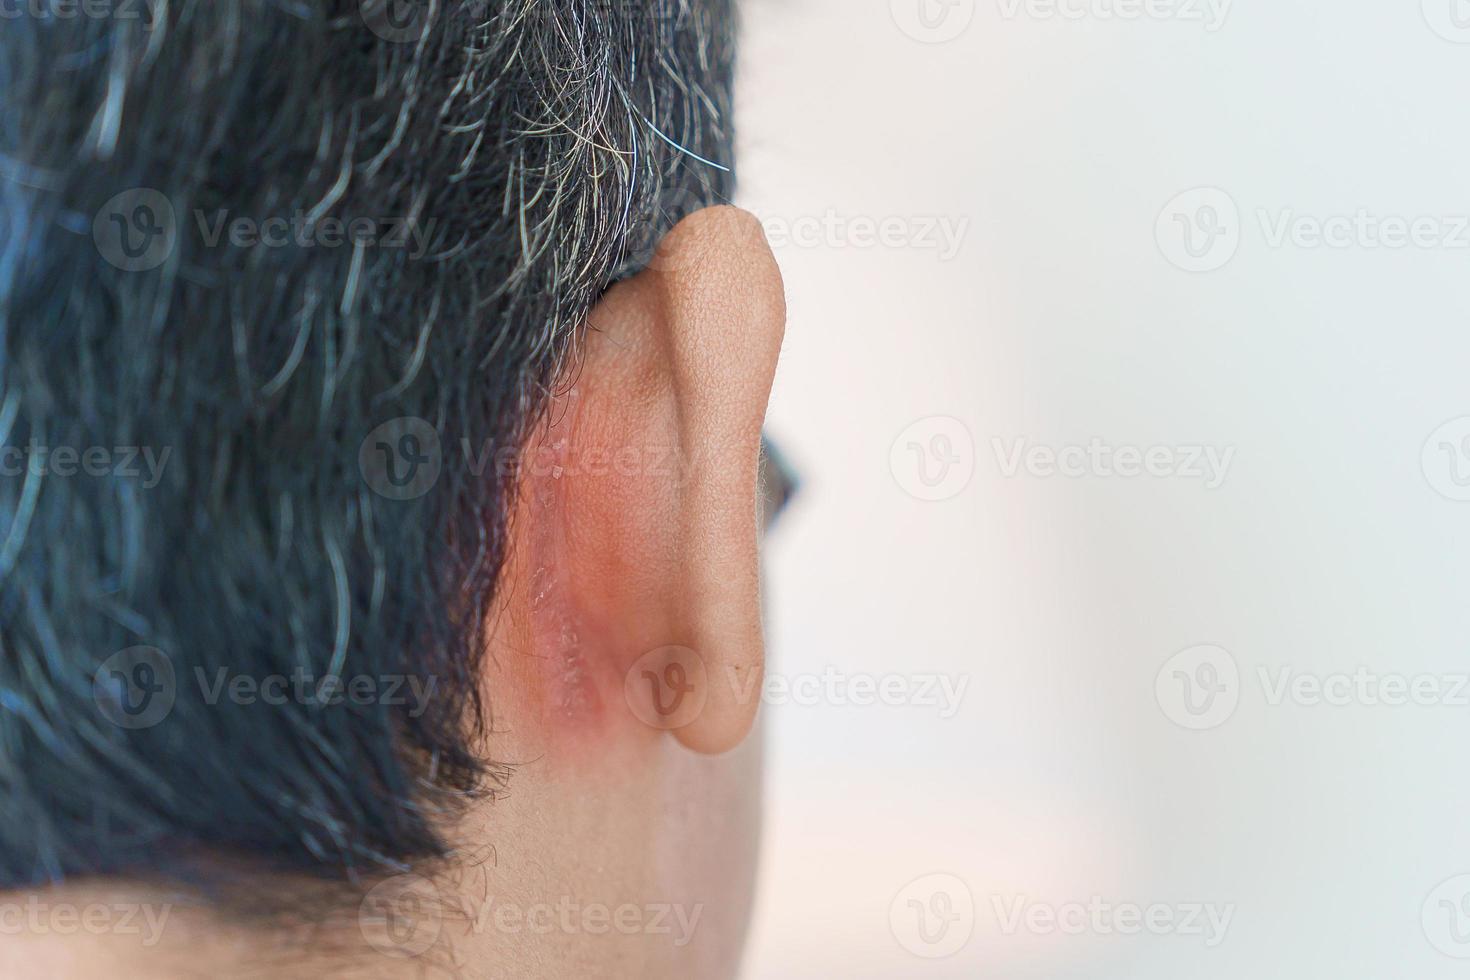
[
  {"left": 480, "top": 364, "right": 701, "bottom": 761},
  {"left": 488, "top": 375, "right": 714, "bottom": 764},
  {"left": 513, "top": 392, "right": 629, "bottom": 752},
  {"left": 481, "top": 409, "right": 623, "bottom": 764}
]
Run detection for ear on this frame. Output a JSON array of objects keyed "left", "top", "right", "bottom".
[{"left": 506, "top": 207, "right": 785, "bottom": 756}]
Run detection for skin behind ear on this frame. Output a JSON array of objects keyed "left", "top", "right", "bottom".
[{"left": 493, "top": 206, "right": 786, "bottom": 759}]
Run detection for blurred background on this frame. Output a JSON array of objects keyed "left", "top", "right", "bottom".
[{"left": 736, "top": 0, "right": 1470, "bottom": 976}]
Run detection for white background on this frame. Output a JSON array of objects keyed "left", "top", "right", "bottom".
[{"left": 739, "top": 0, "right": 1470, "bottom": 976}]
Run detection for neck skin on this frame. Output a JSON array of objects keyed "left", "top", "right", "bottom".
[{"left": 0, "top": 729, "right": 762, "bottom": 979}]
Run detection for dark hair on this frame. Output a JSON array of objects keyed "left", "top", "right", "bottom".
[{"left": 0, "top": 0, "right": 733, "bottom": 897}]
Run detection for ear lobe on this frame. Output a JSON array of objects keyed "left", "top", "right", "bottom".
[{"left": 534, "top": 207, "right": 784, "bottom": 755}]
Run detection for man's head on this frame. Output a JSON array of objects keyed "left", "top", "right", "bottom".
[{"left": 0, "top": 2, "right": 784, "bottom": 976}]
